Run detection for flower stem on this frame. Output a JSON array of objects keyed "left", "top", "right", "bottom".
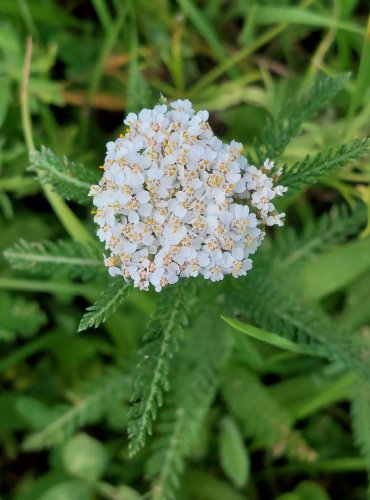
[
  {"left": 20, "top": 37, "right": 35, "bottom": 153},
  {"left": 21, "top": 37, "right": 97, "bottom": 248}
]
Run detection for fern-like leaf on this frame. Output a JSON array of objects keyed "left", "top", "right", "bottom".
[
  {"left": 78, "top": 279, "right": 131, "bottom": 332},
  {"left": 280, "top": 138, "right": 370, "bottom": 190},
  {"left": 232, "top": 275, "right": 370, "bottom": 381},
  {"left": 29, "top": 147, "right": 99, "bottom": 203},
  {"left": 226, "top": 205, "right": 368, "bottom": 365},
  {"left": 128, "top": 280, "right": 194, "bottom": 456},
  {"left": 23, "top": 369, "right": 130, "bottom": 450},
  {"left": 253, "top": 73, "right": 350, "bottom": 163},
  {"left": 222, "top": 366, "right": 317, "bottom": 462},
  {"left": 146, "top": 311, "right": 232, "bottom": 500},
  {"left": 351, "top": 378, "right": 370, "bottom": 499},
  {"left": 271, "top": 204, "right": 366, "bottom": 271},
  {"left": 4, "top": 239, "right": 103, "bottom": 281}
]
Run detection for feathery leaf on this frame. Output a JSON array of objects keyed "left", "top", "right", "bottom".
[
  {"left": 4, "top": 239, "right": 103, "bottom": 281},
  {"left": 280, "top": 138, "right": 370, "bottom": 190},
  {"left": 222, "top": 366, "right": 317, "bottom": 462},
  {"left": 232, "top": 275, "right": 370, "bottom": 380},
  {"left": 271, "top": 204, "right": 366, "bottom": 271},
  {"left": 78, "top": 279, "right": 131, "bottom": 332},
  {"left": 128, "top": 280, "right": 195, "bottom": 456},
  {"left": 146, "top": 311, "right": 232, "bottom": 500},
  {"left": 29, "top": 147, "right": 99, "bottom": 203},
  {"left": 253, "top": 73, "right": 350, "bottom": 163},
  {"left": 226, "top": 205, "right": 369, "bottom": 374}
]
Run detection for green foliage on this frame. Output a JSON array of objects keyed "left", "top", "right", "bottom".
[
  {"left": 128, "top": 280, "right": 194, "bottom": 456},
  {"left": 4, "top": 239, "right": 103, "bottom": 281},
  {"left": 23, "top": 369, "right": 130, "bottom": 450},
  {"left": 232, "top": 264, "right": 370, "bottom": 381},
  {"left": 29, "top": 147, "right": 99, "bottom": 204},
  {"left": 276, "top": 480, "right": 331, "bottom": 500},
  {"left": 222, "top": 316, "right": 324, "bottom": 357},
  {"left": 185, "top": 470, "right": 247, "bottom": 500},
  {"left": 218, "top": 416, "right": 250, "bottom": 488},
  {"left": 225, "top": 206, "right": 370, "bottom": 375},
  {"left": 145, "top": 312, "right": 231, "bottom": 499},
  {"left": 63, "top": 433, "right": 109, "bottom": 481},
  {"left": 351, "top": 379, "right": 370, "bottom": 499},
  {"left": 78, "top": 279, "right": 131, "bottom": 332},
  {"left": 126, "top": 5, "right": 151, "bottom": 112},
  {"left": 253, "top": 73, "right": 350, "bottom": 163},
  {"left": 281, "top": 138, "right": 370, "bottom": 190},
  {"left": 176, "top": 0, "right": 233, "bottom": 71},
  {"left": 272, "top": 204, "right": 366, "bottom": 268},
  {"left": 341, "top": 271, "right": 370, "bottom": 329},
  {"left": 302, "top": 236, "right": 370, "bottom": 301},
  {"left": 39, "top": 481, "right": 93, "bottom": 500},
  {"left": 0, "top": 292, "right": 47, "bottom": 341},
  {"left": 222, "top": 367, "right": 317, "bottom": 462},
  {"left": 1, "top": 3, "right": 370, "bottom": 499}
]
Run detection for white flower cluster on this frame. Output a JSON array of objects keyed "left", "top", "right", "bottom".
[{"left": 89, "top": 99, "right": 287, "bottom": 292}]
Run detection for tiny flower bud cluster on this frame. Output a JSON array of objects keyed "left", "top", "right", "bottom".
[{"left": 89, "top": 99, "right": 287, "bottom": 291}]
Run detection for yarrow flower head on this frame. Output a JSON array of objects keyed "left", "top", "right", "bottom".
[{"left": 89, "top": 99, "right": 287, "bottom": 292}]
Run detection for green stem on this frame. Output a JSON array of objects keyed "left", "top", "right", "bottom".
[
  {"left": 0, "top": 176, "right": 37, "bottom": 192},
  {"left": 20, "top": 38, "right": 35, "bottom": 152},
  {"left": 0, "top": 277, "right": 94, "bottom": 298},
  {"left": 91, "top": 0, "right": 112, "bottom": 32},
  {"left": 0, "top": 277, "right": 152, "bottom": 316},
  {"left": 20, "top": 37, "right": 97, "bottom": 248}
]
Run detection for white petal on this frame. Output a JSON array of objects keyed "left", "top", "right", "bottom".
[
  {"left": 138, "top": 203, "right": 152, "bottom": 216},
  {"left": 232, "top": 246, "right": 243, "bottom": 261},
  {"left": 174, "top": 205, "right": 187, "bottom": 218},
  {"left": 137, "top": 190, "right": 150, "bottom": 204},
  {"left": 128, "top": 212, "right": 140, "bottom": 224},
  {"left": 108, "top": 267, "right": 121, "bottom": 277}
]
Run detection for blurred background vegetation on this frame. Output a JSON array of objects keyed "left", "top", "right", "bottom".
[{"left": 1, "top": 0, "right": 370, "bottom": 499}]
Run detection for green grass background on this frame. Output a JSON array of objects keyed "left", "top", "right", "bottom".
[{"left": 0, "top": 0, "right": 370, "bottom": 499}]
